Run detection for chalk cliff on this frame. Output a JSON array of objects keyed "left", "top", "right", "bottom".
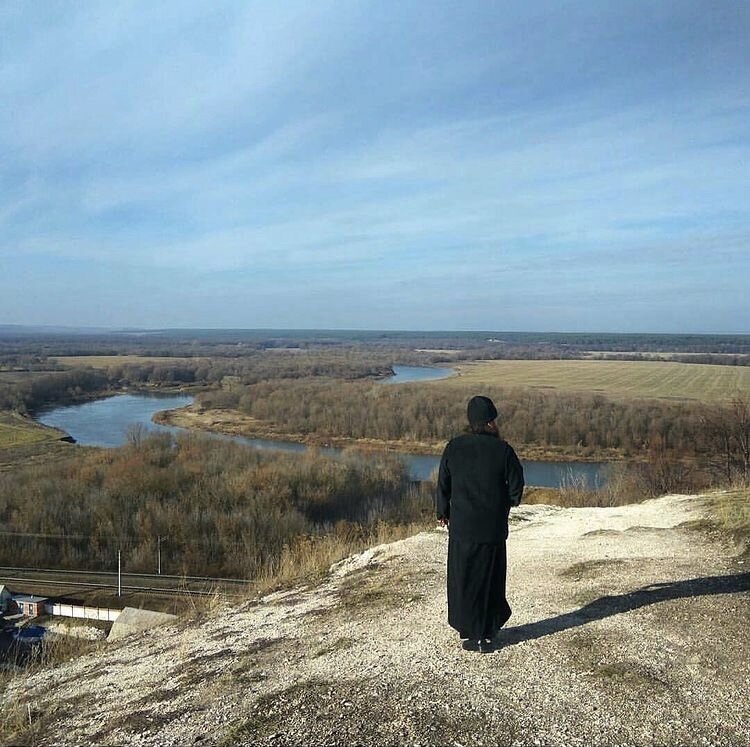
[{"left": 2, "top": 494, "right": 748, "bottom": 746}]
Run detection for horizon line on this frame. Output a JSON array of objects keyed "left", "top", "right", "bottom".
[{"left": 1, "top": 324, "right": 749, "bottom": 338}]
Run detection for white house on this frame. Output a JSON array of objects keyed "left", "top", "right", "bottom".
[{"left": 0, "top": 584, "right": 13, "bottom": 613}]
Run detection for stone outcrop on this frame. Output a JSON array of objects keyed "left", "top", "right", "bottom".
[{"left": 107, "top": 607, "right": 178, "bottom": 641}]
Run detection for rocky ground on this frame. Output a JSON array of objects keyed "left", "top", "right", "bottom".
[{"left": 3, "top": 493, "right": 749, "bottom": 746}]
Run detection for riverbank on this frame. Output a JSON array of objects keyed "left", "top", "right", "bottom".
[
  {"left": 29, "top": 383, "right": 206, "bottom": 417},
  {"left": 154, "top": 404, "right": 626, "bottom": 463},
  {"left": 0, "top": 386, "right": 201, "bottom": 469},
  {"left": 0, "top": 411, "right": 68, "bottom": 446},
  {"left": 0, "top": 412, "right": 77, "bottom": 471},
  {"left": 25, "top": 394, "right": 611, "bottom": 488}
]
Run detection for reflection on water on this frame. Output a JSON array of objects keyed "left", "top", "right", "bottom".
[
  {"left": 403, "top": 452, "right": 606, "bottom": 487},
  {"left": 37, "top": 393, "right": 193, "bottom": 448},
  {"left": 383, "top": 365, "right": 455, "bottom": 384},
  {"left": 37, "top": 388, "right": 608, "bottom": 489}
]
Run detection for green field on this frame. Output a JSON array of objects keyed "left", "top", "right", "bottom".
[
  {"left": 444, "top": 360, "right": 750, "bottom": 402},
  {"left": 0, "top": 414, "right": 60, "bottom": 448}
]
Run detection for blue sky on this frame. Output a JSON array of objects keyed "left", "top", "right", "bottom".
[{"left": 1, "top": 1, "right": 749, "bottom": 332}]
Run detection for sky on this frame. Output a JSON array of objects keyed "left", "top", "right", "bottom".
[{"left": 1, "top": 1, "right": 749, "bottom": 333}]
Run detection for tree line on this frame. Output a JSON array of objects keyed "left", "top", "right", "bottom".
[
  {"left": 0, "top": 369, "right": 112, "bottom": 413},
  {"left": 591, "top": 353, "right": 750, "bottom": 367},
  {"left": 3, "top": 328, "right": 749, "bottom": 366},
  {"left": 0, "top": 353, "right": 396, "bottom": 414},
  {"left": 197, "top": 379, "right": 750, "bottom": 486},
  {"left": 199, "top": 378, "right": 712, "bottom": 455}
]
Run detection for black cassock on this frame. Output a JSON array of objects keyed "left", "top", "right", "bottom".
[{"left": 437, "top": 431, "right": 524, "bottom": 640}]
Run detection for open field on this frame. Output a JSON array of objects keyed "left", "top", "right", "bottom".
[
  {"left": 52, "top": 355, "right": 208, "bottom": 368},
  {"left": 0, "top": 413, "right": 74, "bottom": 471},
  {"left": 0, "top": 371, "right": 39, "bottom": 382},
  {"left": 583, "top": 351, "right": 744, "bottom": 360},
  {"left": 0, "top": 413, "right": 62, "bottom": 448},
  {"left": 444, "top": 360, "right": 750, "bottom": 402}
]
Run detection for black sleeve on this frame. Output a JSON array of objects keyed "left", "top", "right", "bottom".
[
  {"left": 436, "top": 445, "right": 451, "bottom": 520},
  {"left": 505, "top": 444, "right": 524, "bottom": 507}
]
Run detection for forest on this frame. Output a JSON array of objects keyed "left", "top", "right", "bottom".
[
  {"left": 1, "top": 390, "right": 746, "bottom": 578},
  {"left": 0, "top": 434, "right": 431, "bottom": 577},
  {"left": 1, "top": 329, "right": 748, "bottom": 580},
  {"left": 0, "top": 354, "right": 393, "bottom": 413},
  {"left": 197, "top": 377, "right": 732, "bottom": 459},
  {"left": 2, "top": 326, "right": 750, "bottom": 414},
  {"left": 3, "top": 327, "right": 750, "bottom": 365}
]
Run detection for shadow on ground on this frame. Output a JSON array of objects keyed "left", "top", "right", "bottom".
[{"left": 499, "top": 572, "right": 750, "bottom": 648}]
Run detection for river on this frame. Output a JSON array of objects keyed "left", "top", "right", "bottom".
[
  {"left": 37, "top": 368, "right": 608, "bottom": 488},
  {"left": 385, "top": 365, "right": 455, "bottom": 383}
]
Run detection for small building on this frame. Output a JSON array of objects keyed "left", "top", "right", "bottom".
[
  {"left": 14, "top": 595, "right": 48, "bottom": 618},
  {"left": 0, "top": 585, "right": 13, "bottom": 613}
]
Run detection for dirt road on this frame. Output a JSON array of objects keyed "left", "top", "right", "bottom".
[{"left": 4, "top": 493, "right": 749, "bottom": 746}]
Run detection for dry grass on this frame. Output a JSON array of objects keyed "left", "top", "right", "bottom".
[
  {"left": 522, "top": 466, "right": 645, "bottom": 508},
  {"left": 178, "top": 584, "right": 231, "bottom": 623},
  {"left": 703, "top": 487, "right": 750, "bottom": 553},
  {"left": 253, "top": 521, "right": 430, "bottom": 595},
  {"left": 337, "top": 566, "right": 426, "bottom": 611},
  {"left": 523, "top": 486, "right": 627, "bottom": 508},
  {"left": 0, "top": 634, "right": 104, "bottom": 746},
  {"left": 0, "top": 371, "right": 34, "bottom": 382},
  {"left": 0, "top": 409, "right": 79, "bottom": 470},
  {"left": 0, "top": 684, "right": 30, "bottom": 747},
  {"left": 442, "top": 360, "right": 750, "bottom": 403},
  {"left": 173, "top": 519, "right": 433, "bottom": 622},
  {"left": 312, "top": 636, "right": 356, "bottom": 657}
]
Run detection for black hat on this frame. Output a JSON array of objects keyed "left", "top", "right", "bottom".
[{"left": 467, "top": 395, "right": 498, "bottom": 427}]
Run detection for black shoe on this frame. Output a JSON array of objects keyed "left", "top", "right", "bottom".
[
  {"left": 479, "top": 638, "right": 493, "bottom": 654},
  {"left": 461, "top": 639, "right": 479, "bottom": 651}
]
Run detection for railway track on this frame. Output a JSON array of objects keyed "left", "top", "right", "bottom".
[
  {"left": 0, "top": 565, "right": 252, "bottom": 584},
  {"left": 0, "top": 575, "right": 241, "bottom": 597},
  {"left": 0, "top": 566, "right": 252, "bottom": 598}
]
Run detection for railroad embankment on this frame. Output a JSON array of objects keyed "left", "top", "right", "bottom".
[{"left": 1, "top": 491, "right": 748, "bottom": 746}]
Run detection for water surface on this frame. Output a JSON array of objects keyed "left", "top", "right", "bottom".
[
  {"left": 37, "top": 393, "right": 193, "bottom": 447},
  {"left": 384, "top": 365, "right": 455, "bottom": 384},
  {"left": 37, "top": 391, "right": 608, "bottom": 488}
]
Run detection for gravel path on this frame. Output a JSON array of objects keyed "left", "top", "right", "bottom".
[{"left": 4, "top": 493, "right": 749, "bottom": 747}]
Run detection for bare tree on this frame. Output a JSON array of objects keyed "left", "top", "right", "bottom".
[
  {"left": 700, "top": 394, "right": 750, "bottom": 485},
  {"left": 729, "top": 396, "right": 750, "bottom": 481},
  {"left": 125, "top": 422, "right": 146, "bottom": 448}
]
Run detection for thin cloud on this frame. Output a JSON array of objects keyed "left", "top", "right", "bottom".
[{"left": 1, "top": 1, "right": 748, "bottom": 331}]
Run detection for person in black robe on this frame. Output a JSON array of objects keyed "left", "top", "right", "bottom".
[{"left": 436, "top": 395, "right": 524, "bottom": 653}]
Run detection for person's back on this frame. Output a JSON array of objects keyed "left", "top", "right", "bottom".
[
  {"left": 436, "top": 395, "right": 524, "bottom": 653},
  {"left": 438, "top": 431, "right": 523, "bottom": 544}
]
